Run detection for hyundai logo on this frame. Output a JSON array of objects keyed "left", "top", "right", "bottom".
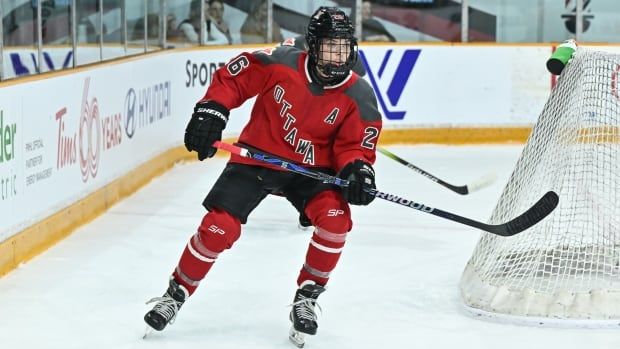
[{"left": 124, "top": 88, "right": 136, "bottom": 138}]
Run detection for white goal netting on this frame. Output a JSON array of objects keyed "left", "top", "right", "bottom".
[{"left": 460, "top": 48, "right": 620, "bottom": 326}]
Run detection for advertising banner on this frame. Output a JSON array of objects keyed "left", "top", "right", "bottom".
[
  {"left": 0, "top": 97, "right": 22, "bottom": 238},
  {"left": 1, "top": 53, "right": 183, "bottom": 240},
  {"left": 359, "top": 45, "right": 552, "bottom": 126}
]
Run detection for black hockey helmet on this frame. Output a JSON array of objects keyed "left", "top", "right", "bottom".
[{"left": 306, "top": 7, "right": 358, "bottom": 80}]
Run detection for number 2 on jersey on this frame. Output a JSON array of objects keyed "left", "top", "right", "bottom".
[{"left": 362, "top": 127, "right": 379, "bottom": 149}]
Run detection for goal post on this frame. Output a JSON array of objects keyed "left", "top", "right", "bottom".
[{"left": 460, "top": 47, "right": 620, "bottom": 327}]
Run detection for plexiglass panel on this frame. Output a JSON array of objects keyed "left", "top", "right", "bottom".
[{"left": 2, "top": 0, "right": 42, "bottom": 78}]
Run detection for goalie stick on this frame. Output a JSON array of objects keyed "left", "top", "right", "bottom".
[
  {"left": 213, "top": 141, "right": 559, "bottom": 236},
  {"left": 377, "top": 147, "right": 496, "bottom": 195}
]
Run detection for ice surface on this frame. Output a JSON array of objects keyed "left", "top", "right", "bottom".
[{"left": 1, "top": 145, "right": 618, "bottom": 349}]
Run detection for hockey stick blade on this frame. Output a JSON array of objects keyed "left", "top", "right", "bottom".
[
  {"left": 485, "top": 191, "right": 559, "bottom": 236},
  {"left": 442, "top": 172, "right": 497, "bottom": 195},
  {"left": 464, "top": 173, "right": 498, "bottom": 194},
  {"left": 378, "top": 147, "right": 496, "bottom": 195}
]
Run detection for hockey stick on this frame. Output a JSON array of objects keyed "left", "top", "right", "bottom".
[
  {"left": 213, "top": 141, "right": 559, "bottom": 236},
  {"left": 377, "top": 147, "right": 496, "bottom": 195}
]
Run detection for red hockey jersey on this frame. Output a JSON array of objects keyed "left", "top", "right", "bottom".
[{"left": 202, "top": 45, "right": 382, "bottom": 172}]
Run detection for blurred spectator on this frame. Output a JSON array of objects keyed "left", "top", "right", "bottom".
[
  {"left": 361, "top": 1, "right": 395, "bottom": 42},
  {"left": 178, "top": 0, "right": 229, "bottom": 45},
  {"left": 166, "top": 13, "right": 181, "bottom": 41},
  {"left": 132, "top": 13, "right": 177, "bottom": 41},
  {"left": 30, "top": 0, "right": 63, "bottom": 43},
  {"left": 240, "top": 0, "right": 283, "bottom": 44},
  {"left": 208, "top": 0, "right": 232, "bottom": 44},
  {"left": 131, "top": 14, "right": 157, "bottom": 40}
]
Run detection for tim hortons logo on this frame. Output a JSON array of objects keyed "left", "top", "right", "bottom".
[
  {"left": 56, "top": 78, "right": 119, "bottom": 183},
  {"left": 79, "top": 77, "right": 101, "bottom": 183}
]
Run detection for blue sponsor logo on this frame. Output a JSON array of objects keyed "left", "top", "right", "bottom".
[
  {"left": 359, "top": 49, "right": 421, "bottom": 120},
  {"left": 10, "top": 51, "right": 73, "bottom": 77}
]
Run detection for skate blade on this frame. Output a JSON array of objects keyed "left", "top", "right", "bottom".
[
  {"left": 289, "top": 327, "right": 305, "bottom": 348},
  {"left": 143, "top": 325, "right": 154, "bottom": 339}
]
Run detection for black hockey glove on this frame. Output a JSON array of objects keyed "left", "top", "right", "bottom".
[
  {"left": 338, "top": 160, "right": 376, "bottom": 206},
  {"left": 184, "top": 100, "right": 229, "bottom": 161}
]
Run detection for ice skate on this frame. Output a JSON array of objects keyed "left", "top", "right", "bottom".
[
  {"left": 143, "top": 278, "right": 189, "bottom": 337},
  {"left": 288, "top": 280, "right": 325, "bottom": 347}
]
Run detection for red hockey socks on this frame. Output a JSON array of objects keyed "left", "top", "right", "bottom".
[
  {"left": 173, "top": 208, "right": 241, "bottom": 295},
  {"left": 297, "top": 191, "right": 352, "bottom": 286}
]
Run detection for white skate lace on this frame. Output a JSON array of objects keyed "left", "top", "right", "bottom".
[
  {"left": 146, "top": 296, "right": 180, "bottom": 324},
  {"left": 290, "top": 297, "right": 322, "bottom": 321}
]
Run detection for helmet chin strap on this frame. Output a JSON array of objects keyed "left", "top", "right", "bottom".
[{"left": 308, "top": 60, "right": 347, "bottom": 87}]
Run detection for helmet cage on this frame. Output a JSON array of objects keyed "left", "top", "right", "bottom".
[{"left": 306, "top": 7, "right": 358, "bottom": 79}]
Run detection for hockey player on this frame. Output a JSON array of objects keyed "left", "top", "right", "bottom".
[
  {"left": 144, "top": 6, "right": 382, "bottom": 347},
  {"left": 280, "top": 32, "right": 366, "bottom": 230}
]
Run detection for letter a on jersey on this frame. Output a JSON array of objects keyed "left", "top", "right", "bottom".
[{"left": 324, "top": 108, "right": 339, "bottom": 125}]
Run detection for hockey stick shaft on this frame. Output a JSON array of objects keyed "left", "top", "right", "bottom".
[
  {"left": 213, "top": 141, "right": 559, "bottom": 236},
  {"left": 377, "top": 147, "right": 495, "bottom": 195}
]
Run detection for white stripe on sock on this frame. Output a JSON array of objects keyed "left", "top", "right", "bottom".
[
  {"left": 187, "top": 242, "right": 216, "bottom": 263},
  {"left": 310, "top": 239, "right": 343, "bottom": 254}
]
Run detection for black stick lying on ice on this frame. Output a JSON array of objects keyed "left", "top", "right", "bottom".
[{"left": 377, "top": 147, "right": 496, "bottom": 195}]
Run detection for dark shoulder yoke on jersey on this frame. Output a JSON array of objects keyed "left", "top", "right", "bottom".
[
  {"left": 253, "top": 45, "right": 303, "bottom": 70},
  {"left": 345, "top": 78, "right": 381, "bottom": 122}
]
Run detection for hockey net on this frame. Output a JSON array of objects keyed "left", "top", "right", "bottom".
[{"left": 460, "top": 48, "right": 620, "bottom": 326}]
